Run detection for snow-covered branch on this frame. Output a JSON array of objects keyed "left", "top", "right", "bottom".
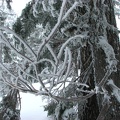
[
  {"left": 107, "top": 79, "right": 120, "bottom": 103},
  {"left": 98, "top": 36, "right": 117, "bottom": 72},
  {"left": 52, "top": 91, "right": 95, "bottom": 102},
  {"left": 57, "top": 33, "right": 88, "bottom": 59},
  {"left": 37, "top": 0, "right": 67, "bottom": 58},
  {"left": 62, "top": 1, "right": 79, "bottom": 21},
  {"left": 0, "top": 26, "right": 37, "bottom": 60}
]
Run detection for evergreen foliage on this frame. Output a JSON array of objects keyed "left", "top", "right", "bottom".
[
  {"left": 13, "top": 1, "right": 58, "bottom": 39},
  {"left": 0, "top": 90, "right": 20, "bottom": 120},
  {"left": 0, "top": 2, "right": 20, "bottom": 120}
]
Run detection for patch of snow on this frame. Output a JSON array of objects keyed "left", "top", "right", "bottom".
[
  {"left": 20, "top": 92, "right": 50, "bottom": 120},
  {"left": 20, "top": 83, "right": 52, "bottom": 120},
  {"left": 62, "top": 108, "right": 76, "bottom": 120}
]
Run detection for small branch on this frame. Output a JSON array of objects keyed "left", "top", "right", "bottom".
[
  {"left": 37, "top": 0, "right": 67, "bottom": 59},
  {"left": 53, "top": 91, "right": 95, "bottom": 102},
  {"left": 17, "top": 65, "right": 37, "bottom": 81},
  {"left": 80, "top": 61, "right": 93, "bottom": 89},
  {"left": 96, "top": 102, "right": 111, "bottom": 120},
  {"left": 46, "top": 43, "right": 58, "bottom": 64},
  {"left": 0, "top": 30, "right": 33, "bottom": 62},
  {"left": 36, "top": 58, "right": 57, "bottom": 73},
  {"left": 7, "top": 39, "right": 33, "bottom": 62},
  {"left": 34, "top": 64, "right": 53, "bottom": 97},
  {"left": 0, "top": 26, "right": 37, "bottom": 59},
  {"left": 62, "top": 1, "right": 79, "bottom": 21},
  {"left": 57, "top": 34, "right": 88, "bottom": 59},
  {"left": 0, "top": 62, "right": 17, "bottom": 78},
  {"left": 98, "top": 69, "right": 111, "bottom": 88}
]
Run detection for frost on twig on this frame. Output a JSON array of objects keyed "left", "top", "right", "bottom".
[
  {"left": 57, "top": 33, "right": 88, "bottom": 59},
  {"left": 62, "top": 1, "right": 79, "bottom": 21},
  {"left": 0, "top": 26, "right": 37, "bottom": 62},
  {"left": 37, "top": 0, "right": 67, "bottom": 58},
  {"left": 96, "top": 101, "right": 110, "bottom": 120},
  {"left": 107, "top": 79, "right": 120, "bottom": 103},
  {"left": 97, "top": 36, "right": 117, "bottom": 72}
]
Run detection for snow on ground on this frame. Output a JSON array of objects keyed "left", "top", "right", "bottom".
[
  {"left": 0, "top": 84, "right": 52, "bottom": 120},
  {"left": 20, "top": 83, "right": 51, "bottom": 120},
  {"left": 20, "top": 92, "right": 49, "bottom": 120}
]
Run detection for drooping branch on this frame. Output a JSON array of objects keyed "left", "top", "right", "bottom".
[
  {"left": 57, "top": 33, "right": 88, "bottom": 59},
  {"left": 37, "top": 0, "right": 67, "bottom": 59},
  {"left": 97, "top": 36, "right": 117, "bottom": 71},
  {"left": 52, "top": 91, "right": 95, "bottom": 102},
  {"left": 0, "top": 26, "right": 37, "bottom": 60},
  {"left": 96, "top": 88, "right": 111, "bottom": 120}
]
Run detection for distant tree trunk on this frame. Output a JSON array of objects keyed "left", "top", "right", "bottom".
[{"left": 0, "top": 89, "right": 20, "bottom": 120}]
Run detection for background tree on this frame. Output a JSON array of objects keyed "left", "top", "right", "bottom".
[{"left": 0, "top": 2, "right": 20, "bottom": 120}]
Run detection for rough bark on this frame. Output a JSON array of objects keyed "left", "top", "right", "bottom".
[{"left": 78, "top": 0, "right": 120, "bottom": 119}]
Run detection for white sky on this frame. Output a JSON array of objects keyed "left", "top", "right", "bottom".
[
  {"left": 116, "top": 17, "right": 120, "bottom": 29},
  {"left": 11, "top": 0, "right": 31, "bottom": 16}
]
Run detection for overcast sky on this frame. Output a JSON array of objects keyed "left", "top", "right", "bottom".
[{"left": 11, "top": 0, "right": 31, "bottom": 16}]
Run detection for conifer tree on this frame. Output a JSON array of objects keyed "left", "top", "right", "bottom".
[{"left": 0, "top": 2, "right": 20, "bottom": 120}]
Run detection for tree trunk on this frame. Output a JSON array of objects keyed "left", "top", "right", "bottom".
[{"left": 78, "top": 0, "right": 120, "bottom": 119}]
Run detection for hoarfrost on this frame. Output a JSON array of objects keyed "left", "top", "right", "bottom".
[
  {"left": 98, "top": 36, "right": 117, "bottom": 71},
  {"left": 62, "top": 108, "right": 76, "bottom": 120},
  {"left": 107, "top": 79, "right": 120, "bottom": 103},
  {"left": 62, "top": 2, "right": 79, "bottom": 21}
]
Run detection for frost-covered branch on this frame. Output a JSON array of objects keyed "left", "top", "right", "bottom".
[
  {"left": 57, "top": 33, "right": 88, "bottom": 59},
  {"left": 36, "top": 58, "right": 57, "bottom": 73},
  {"left": 6, "top": 39, "right": 33, "bottom": 62},
  {"left": 62, "top": 1, "right": 79, "bottom": 21},
  {"left": 45, "top": 43, "right": 58, "bottom": 64},
  {"left": 0, "top": 62, "right": 17, "bottom": 78},
  {"left": 62, "top": 47, "right": 72, "bottom": 82},
  {"left": 107, "top": 79, "right": 120, "bottom": 103},
  {"left": 37, "top": 0, "right": 67, "bottom": 58},
  {"left": 17, "top": 65, "right": 37, "bottom": 81},
  {"left": 98, "top": 69, "right": 111, "bottom": 88},
  {"left": 0, "top": 26, "right": 37, "bottom": 60},
  {"left": 98, "top": 36, "right": 117, "bottom": 72},
  {"left": 52, "top": 91, "right": 95, "bottom": 102},
  {"left": 96, "top": 102, "right": 110, "bottom": 120}
]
